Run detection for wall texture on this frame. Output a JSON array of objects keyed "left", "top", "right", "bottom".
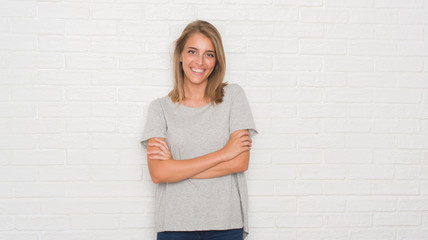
[{"left": 1, "top": 0, "right": 428, "bottom": 239}]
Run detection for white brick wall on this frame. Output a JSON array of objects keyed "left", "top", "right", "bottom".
[{"left": 1, "top": 0, "right": 427, "bottom": 239}]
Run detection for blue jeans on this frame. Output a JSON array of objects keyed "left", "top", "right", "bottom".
[{"left": 157, "top": 228, "right": 243, "bottom": 240}]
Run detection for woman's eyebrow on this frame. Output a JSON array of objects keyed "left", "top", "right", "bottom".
[{"left": 187, "top": 46, "right": 215, "bottom": 52}]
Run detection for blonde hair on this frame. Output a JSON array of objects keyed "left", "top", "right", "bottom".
[{"left": 168, "top": 20, "right": 227, "bottom": 106}]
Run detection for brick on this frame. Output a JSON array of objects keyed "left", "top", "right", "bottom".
[
  {"left": 376, "top": 57, "right": 424, "bottom": 72},
  {"left": 325, "top": 0, "right": 373, "bottom": 7},
  {"left": 300, "top": 230, "right": 348, "bottom": 240},
  {"left": 223, "top": 22, "right": 274, "bottom": 36},
  {"left": 247, "top": 165, "right": 295, "bottom": 180},
  {"left": 37, "top": 70, "right": 90, "bottom": 85},
  {"left": 272, "top": 150, "right": 322, "bottom": 164},
  {"left": 374, "top": 88, "right": 422, "bottom": 103},
  {"left": 348, "top": 40, "right": 396, "bottom": 56},
  {"left": 248, "top": 180, "right": 275, "bottom": 196},
  {"left": 247, "top": 71, "right": 297, "bottom": 87},
  {"left": 350, "top": 229, "right": 395, "bottom": 239},
  {"left": 374, "top": 119, "right": 420, "bottom": 133},
  {"left": 197, "top": 6, "right": 246, "bottom": 21},
  {"left": 373, "top": 181, "right": 419, "bottom": 195},
  {"left": 0, "top": 134, "right": 37, "bottom": 149},
  {"left": 255, "top": 134, "right": 296, "bottom": 149},
  {"left": 298, "top": 72, "right": 346, "bottom": 87},
  {"left": 299, "top": 197, "right": 346, "bottom": 212},
  {"left": 349, "top": 166, "right": 394, "bottom": 179},
  {"left": 248, "top": 213, "right": 276, "bottom": 227},
  {"left": 350, "top": 9, "right": 397, "bottom": 23},
  {"left": 249, "top": 197, "right": 295, "bottom": 212},
  {"left": 15, "top": 183, "right": 66, "bottom": 197},
  {"left": 250, "top": 103, "right": 296, "bottom": 118},
  {"left": 326, "top": 214, "right": 372, "bottom": 227},
  {"left": 399, "top": 41, "right": 428, "bottom": 56},
  {"left": 248, "top": 7, "right": 298, "bottom": 21},
  {"left": 275, "top": 181, "right": 323, "bottom": 195},
  {"left": 273, "top": 87, "right": 322, "bottom": 102},
  {"left": 67, "top": 149, "right": 119, "bottom": 165},
  {"left": 248, "top": 39, "right": 297, "bottom": 53},
  {"left": 92, "top": 4, "right": 142, "bottom": 19},
  {"left": 300, "top": 103, "right": 347, "bottom": 118},
  {"left": 376, "top": 25, "right": 423, "bottom": 40},
  {"left": 16, "top": 216, "right": 67, "bottom": 230},
  {"left": 228, "top": 54, "right": 272, "bottom": 71},
  {"left": 347, "top": 73, "right": 398, "bottom": 87},
  {"left": 118, "top": 87, "right": 169, "bottom": 102},
  {"left": 38, "top": 103, "right": 91, "bottom": 117},
  {"left": 119, "top": 21, "right": 169, "bottom": 36},
  {"left": 346, "top": 134, "right": 395, "bottom": 148},
  {"left": 347, "top": 197, "right": 397, "bottom": 212},
  {"left": 397, "top": 230, "right": 428, "bottom": 240},
  {"left": 11, "top": 19, "right": 64, "bottom": 34},
  {"left": 38, "top": 3, "right": 89, "bottom": 19},
  {"left": 274, "top": 55, "right": 322, "bottom": 71},
  {"left": 0, "top": 35, "right": 36, "bottom": 51},
  {"left": 374, "top": 213, "right": 421, "bottom": 226},
  {"left": 11, "top": 86, "right": 64, "bottom": 101},
  {"left": 375, "top": 0, "right": 424, "bottom": 8},
  {"left": 323, "top": 180, "right": 372, "bottom": 195},
  {"left": 327, "top": 24, "right": 373, "bottom": 39},
  {"left": 325, "top": 57, "right": 374, "bottom": 72},
  {"left": 325, "top": 149, "right": 372, "bottom": 164},
  {"left": 374, "top": 150, "right": 420, "bottom": 164},
  {"left": 397, "top": 73, "right": 428, "bottom": 88},
  {"left": 0, "top": 1, "right": 36, "bottom": 17},
  {"left": 301, "top": 7, "right": 348, "bottom": 23},
  {"left": 92, "top": 166, "right": 143, "bottom": 181},
  {"left": 322, "top": 118, "right": 371, "bottom": 133},
  {"left": 9, "top": 53, "right": 63, "bottom": 69},
  {"left": 399, "top": 10, "right": 428, "bottom": 24},
  {"left": 298, "top": 134, "right": 345, "bottom": 148},
  {"left": 69, "top": 215, "right": 119, "bottom": 229},
  {"left": 277, "top": 214, "right": 323, "bottom": 227},
  {"left": 39, "top": 36, "right": 89, "bottom": 52},
  {"left": 121, "top": 214, "right": 154, "bottom": 228},
  {"left": 66, "top": 54, "right": 117, "bottom": 69},
  {"left": 67, "top": 20, "right": 117, "bottom": 35},
  {"left": 67, "top": 87, "right": 116, "bottom": 101},
  {"left": 40, "top": 199, "right": 90, "bottom": 214},
  {"left": 275, "top": 23, "right": 324, "bottom": 37},
  {"left": 300, "top": 39, "right": 347, "bottom": 55},
  {"left": 326, "top": 88, "right": 372, "bottom": 103},
  {"left": 119, "top": 53, "right": 170, "bottom": 69},
  {"left": 145, "top": 5, "right": 194, "bottom": 20},
  {"left": 92, "top": 70, "right": 145, "bottom": 86},
  {"left": 91, "top": 199, "right": 145, "bottom": 214}
]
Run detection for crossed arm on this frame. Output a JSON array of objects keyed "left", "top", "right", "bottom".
[{"left": 145, "top": 129, "right": 252, "bottom": 184}]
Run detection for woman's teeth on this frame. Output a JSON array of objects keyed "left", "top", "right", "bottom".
[{"left": 191, "top": 68, "right": 204, "bottom": 73}]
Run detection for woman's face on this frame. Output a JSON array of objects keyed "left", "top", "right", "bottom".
[{"left": 180, "top": 33, "right": 216, "bottom": 87}]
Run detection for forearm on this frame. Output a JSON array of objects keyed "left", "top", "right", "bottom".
[
  {"left": 191, "top": 151, "right": 250, "bottom": 179},
  {"left": 148, "top": 144, "right": 226, "bottom": 183}
]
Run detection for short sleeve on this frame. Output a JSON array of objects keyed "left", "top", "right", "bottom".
[
  {"left": 229, "top": 85, "right": 258, "bottom": 138},
  {"left": 140, "top": 98, "right": 167, "bottom": 149}
]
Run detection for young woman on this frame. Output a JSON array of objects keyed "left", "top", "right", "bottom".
[{"left": 140, "top": 20, "right": 258, "bottom": 240}]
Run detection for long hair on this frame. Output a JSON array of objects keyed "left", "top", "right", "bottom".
[{"left": 168, "top": 20, "right": 227, "bottom": 106}]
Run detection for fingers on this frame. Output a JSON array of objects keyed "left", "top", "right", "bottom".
[
  {"left": 154, "top": 138, "right": 169, "bottom": 149},
  {"left": 148, "top": 142, "right": 168, "bottom": 152},
  {"left": 147, "top": 150, "right": 168, "bottom": 157}
]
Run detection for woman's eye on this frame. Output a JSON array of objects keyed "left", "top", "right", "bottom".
[
  {"left": 188, "top": 50, "right": 195, "bottom": 54},
  {"left": 207, "top": 53, "right": 215, "bottom": 58}
]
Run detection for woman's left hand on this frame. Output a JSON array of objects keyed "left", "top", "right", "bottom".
[{"left": 147, "top": 138, "right": 173, "bottom": 160}]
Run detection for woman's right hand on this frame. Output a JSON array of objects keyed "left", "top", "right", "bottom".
[{"left": 220, "top": 129, "right": 252, "bottom": 161}]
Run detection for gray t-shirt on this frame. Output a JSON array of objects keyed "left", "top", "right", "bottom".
[{"left": 140, "top": 83, "right": 258, "bottom": 238}]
